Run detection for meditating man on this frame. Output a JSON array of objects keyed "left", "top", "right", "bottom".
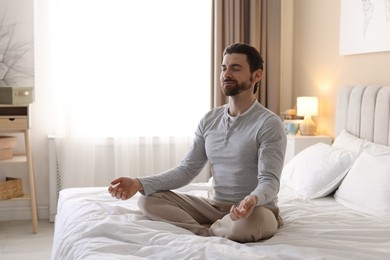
[{"left": 108, "top": 43, "right": 286, "bottom": 243}]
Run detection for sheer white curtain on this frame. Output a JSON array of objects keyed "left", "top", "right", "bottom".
[{"left": 39, "top": 0, "right": 211, "bottom": 188}]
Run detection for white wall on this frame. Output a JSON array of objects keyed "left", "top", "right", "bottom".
[{"left": 291, "top": 0, "right": 390, "bottom": 137}]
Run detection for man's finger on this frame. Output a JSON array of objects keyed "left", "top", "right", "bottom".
[
  {"left": 110, "top": 178, "right": 122, "bottom": 185},
  {"left": 121, "top": 191, "right": 128, "bottom": 200},
  {"left": 115, "top": 188, "right": 123, "bottom": 199}
]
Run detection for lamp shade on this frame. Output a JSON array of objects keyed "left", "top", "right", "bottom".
[{"left": 297, "top": 96, "right": 318, "bottom": 116}]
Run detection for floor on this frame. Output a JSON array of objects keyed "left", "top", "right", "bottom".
[{"left": 0, "top": 220, "right": 54, "bottom": 260}]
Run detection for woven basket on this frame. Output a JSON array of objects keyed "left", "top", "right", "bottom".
[{"left": 0, "top": 177, "right": 23, "bottom": 200}]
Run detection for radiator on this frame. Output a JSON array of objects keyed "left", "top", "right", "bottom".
[{"left": 48, "top": 136, "right": 61, "bottom": 222}]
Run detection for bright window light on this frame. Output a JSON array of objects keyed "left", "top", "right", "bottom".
[{"left": 54, "top": 0, "right": 211, "bottom": 137}]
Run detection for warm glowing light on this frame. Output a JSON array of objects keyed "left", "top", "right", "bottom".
[
  {"left": 297, "top": 97, "right": 318, "bottom": 117},
  {"left": 297, "top": 96, "right": 318, "bottom": 135}
]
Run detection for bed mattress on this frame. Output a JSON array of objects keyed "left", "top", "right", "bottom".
[{"left": 51, "top": 183, "right": 390, "bottom": 260}]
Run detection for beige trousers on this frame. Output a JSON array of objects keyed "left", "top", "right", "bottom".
[{"left": 137, "top": 191, "right": 280, "bottom": 243}]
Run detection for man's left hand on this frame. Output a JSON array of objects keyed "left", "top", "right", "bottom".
[{"left": 229, "top": 195, "right": 258, "bottom": 221}]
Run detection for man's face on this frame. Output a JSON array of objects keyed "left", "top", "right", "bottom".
[{"left": 220, "top": 53, "right": 255, "bottom": 97}]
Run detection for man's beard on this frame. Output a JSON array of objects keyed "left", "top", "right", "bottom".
[{"left": 222, "top": 78, "right": 253, "bottom": 96}]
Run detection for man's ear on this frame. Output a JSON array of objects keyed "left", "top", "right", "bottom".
[{"left": 254, "top": 69, "right": 263, "bottom": 82}]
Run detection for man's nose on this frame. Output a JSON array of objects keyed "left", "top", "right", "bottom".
[{"left": 223, "top": 69, "right": 233, "bottom": 78}]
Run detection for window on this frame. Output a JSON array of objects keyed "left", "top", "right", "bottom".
[{"left": 53, "top": 0, "right": 211, "bottom": 137}]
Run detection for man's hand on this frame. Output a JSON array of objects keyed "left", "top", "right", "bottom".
[
  {"left": 230, "top": 195, "right": 258, "bottom": 221},
  {"left": 108, "top": 177, "right": 143, "bottom": 200}
]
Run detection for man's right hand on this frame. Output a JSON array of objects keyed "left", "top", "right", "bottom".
[{"left": 108, "top": 177, "right": 143, "bottom": 200}]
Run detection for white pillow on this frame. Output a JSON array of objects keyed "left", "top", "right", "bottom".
[
  {"left": 334, "top": 141, "right": 390, "bottom": 218},
  {"left": 281, "top": 143, "right": 354, "bottom": 199},
  {"left": 332, "top": 129, "right": 364, "bottom": 159}
]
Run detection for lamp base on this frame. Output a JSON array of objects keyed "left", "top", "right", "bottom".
[{"left": 299, "top": 115, "right": 316, "bottom": 135}]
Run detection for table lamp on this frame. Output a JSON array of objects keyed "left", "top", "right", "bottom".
[{"left": 297, "top": 96, "right": 318, "bottom": 135}]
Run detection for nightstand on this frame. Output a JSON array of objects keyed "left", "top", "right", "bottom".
[
  {"left": 0, "top": 104, "right": 38, "bottom": 233},
  {"left": 284, "top": 135, "right": 332, "bottom": 164}
]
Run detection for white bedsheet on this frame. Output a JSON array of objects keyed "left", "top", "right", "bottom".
[{"left": 52, "top": 183, "right": 390, "bottom": 260}]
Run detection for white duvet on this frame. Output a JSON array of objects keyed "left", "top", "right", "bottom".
[{"left": 52, "top": 183, "right": 390, "bottom": 260}]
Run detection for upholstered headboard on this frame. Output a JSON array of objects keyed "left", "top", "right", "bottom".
[{"left": 335, "top": 85, "right": 390, "bottom": 146}]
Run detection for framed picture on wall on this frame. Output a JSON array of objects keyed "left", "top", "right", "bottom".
[
  {"left": 0, "top": 0, "right": 34, "bottom": 88},
  {"left": 339, "top": 0, "right": 390, "bottom": 55}
]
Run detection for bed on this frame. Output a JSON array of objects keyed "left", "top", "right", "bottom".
[{"left": 51, "top": 85, "right": 390, "bottom": 260}]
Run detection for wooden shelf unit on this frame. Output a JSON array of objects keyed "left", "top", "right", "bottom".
[{"left": 0, "top": 104, "right": 38, "bottom": 234}]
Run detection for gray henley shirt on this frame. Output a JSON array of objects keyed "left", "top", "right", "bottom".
[{"left": 138, "top": 101, "right": 286, "bottom": 209}]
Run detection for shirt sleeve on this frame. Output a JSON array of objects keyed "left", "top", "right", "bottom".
[
  {"left": 251, "top": 115, "right": 287, "bottom": 206},
  {"left": 138, "top": 126, "right": 208, "bottom": 196}
]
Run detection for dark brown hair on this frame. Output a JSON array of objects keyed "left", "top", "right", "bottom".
[{"left": 223, "top": 43, "right": 264, "bottom": 93}]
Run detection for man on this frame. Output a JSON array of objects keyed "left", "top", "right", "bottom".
[{"left": 108, "top": 43, "right": 286, "bottom": 243}]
